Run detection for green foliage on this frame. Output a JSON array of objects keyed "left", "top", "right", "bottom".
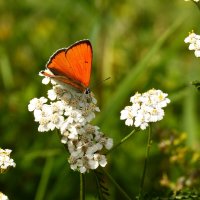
[{"left": 0, "top": 0, "right": 200, "bottom": 199}]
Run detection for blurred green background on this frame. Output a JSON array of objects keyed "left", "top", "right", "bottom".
[{"left": 0, "top": 0, "right": 200, "bottom": 199}]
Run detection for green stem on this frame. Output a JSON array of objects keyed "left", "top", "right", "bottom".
[
  {"left": 80, "top": 173, "right": 85, "bottom": 200},
  {"left": 35, "top": 157, "right": 53, "bottom": 200},
  {"left": 106, "top": 128, "right": 138, "bottom": 155},
  {"left": 138, "top": 125, "right": 152, "bottom": 199},
  {"left": 102, "top": 168, "right": 132, "bottom": 200}
]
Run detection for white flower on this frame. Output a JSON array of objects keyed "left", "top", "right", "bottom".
[
  {"left": 88, "top": 159, "right": 99, "bottom": 170},
  {"left": 48, "top": 113, "right": 64, "bottom": 130},
  {"left": 48, "top": 89, "right": 57, "bottom": 100},
  {"left": 38, "top": 117, "right": 51, "bottom": 132},
  {"left": 105, "top": 138, "right": 114, "bottom": 150},
  {"left": 42, "top": 77, "right": 51, "bottom": 85},
  {"left": 120, "top": 106, "right": 135, "bottom": 126},
  {"left": 68, "top": 126, "right": 79, "bottom": 139},
  {"left": 0, "top": 149, "right": 16, "bottom": 172},
  {"left": 28, "top": 97, "right": 47, "bottom": 112},
  {"left": 87, "top": 154, "right": 107, "bottom": 169},
  {"left": 98, "top": 155, "right": 107, "bottom": 167},
  {"left": 184, "top": 32, "right": 200, "bottom": 57},
  {"left": 120, "top": 89, "right": 170, "bottom": 130},
  {"left": 79, "top": 166, "right": 87, "bottom": 173},
  {"left": 0, "top": 192, "right": 9, "bottom": 200}
]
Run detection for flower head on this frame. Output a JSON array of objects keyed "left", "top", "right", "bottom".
[
  {"left": 184, "top": 32, "right": 200, "bottom": 57},
  {"left": 28, "top": 77, "right": 113, "bottom": 173},
  {"left": 0, "top": 149, "right": 16, "bottom": 173},
  {"left": 120, "top": 89, "right": 170, "bottom": 130}
]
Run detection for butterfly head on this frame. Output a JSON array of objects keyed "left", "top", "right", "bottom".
[{"left": 85, "top": 88, "right": 91, "bottom": 94}]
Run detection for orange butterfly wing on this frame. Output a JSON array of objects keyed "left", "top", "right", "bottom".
[{"left": 45, "top": 40, "right": 92, "bottom": 91}]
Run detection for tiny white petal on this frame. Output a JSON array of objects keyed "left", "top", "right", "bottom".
[
  {"left": 105, "top": 138, "right": 113, "bottom": 150},
  {"left": 48, "top": 89, "right": 57, "bottom": 100},
  {"left": 79, "top": 166, "right": 87, "bottom": 173},
  {"left": 89, "top": 159, "right": 99, "bottom": 169},
  {"left": 125, "top": 118, "right": 133, "bottom": 126},
  {"left": 42, "top": 77, "right": 51, "bottom": 85}
]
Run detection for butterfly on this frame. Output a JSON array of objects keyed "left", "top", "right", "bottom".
[{"left": 41, "top": 39, "right": 92, "bottom": 94}]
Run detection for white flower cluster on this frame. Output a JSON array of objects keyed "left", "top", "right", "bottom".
[
  {"left": 0, "top": 149, "right": 16, "bottom": 173},
  {"left": 28, "top": 77, "right": 113, "bottom": 173},
  {"left": 120, "top": 89, "right": 170, "bottom": 130},
  {"left": 0, "top": 192, "right": 8, "bottom": 200},
  {"left": 184, "top": 32, "right": 200, "bottom": 57}
]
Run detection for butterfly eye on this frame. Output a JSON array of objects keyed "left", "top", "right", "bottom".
[{"left": 85, "top": 88, "right": 91, "bottom": 94}]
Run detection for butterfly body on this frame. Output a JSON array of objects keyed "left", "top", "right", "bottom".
[{"left": 41, "top": 40, "right": 93, "bottom": 93}]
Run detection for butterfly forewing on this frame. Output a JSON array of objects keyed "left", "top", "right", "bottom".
[
  {"left": 46, "top": 40, "right": 92, "bottom": 90},
  {"left": 64, "top": 41, "right": 92, "bottom": 87}
]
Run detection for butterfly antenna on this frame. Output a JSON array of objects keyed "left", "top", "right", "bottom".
[
  {"left": 96, "top": 77, "right": 111, "bottom": 88},
  {"left": 103, "top": 77, "right": 111, "bottom": 82},
  {"left": 90, "top": 77, "right": 111, "bottom": 92}
]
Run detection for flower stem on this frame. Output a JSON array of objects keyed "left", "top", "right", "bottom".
[
  {"left": 80, "top": 173, "right": 85, "bottom": 200},
  {"left": 138, "top": 125, "right": 152, "bottom": 199},
  {"left": 106, "top": 128, "right": 138, "bottom": 155},
  {"left": 102, "top": 168, "right": 132, "bottom": 200}
]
